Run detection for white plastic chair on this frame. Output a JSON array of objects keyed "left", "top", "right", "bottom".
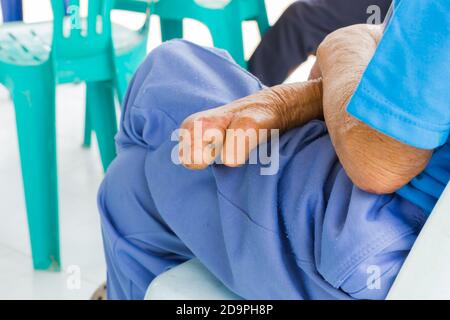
[
  {"left": 145, "top": 259, "right": 242, "bottom": 300},
  {"left": 146, "top": 182, "right": 450, "bottom": 300}
]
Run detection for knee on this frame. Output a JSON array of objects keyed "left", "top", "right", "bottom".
[{"left": 98, "top": 147, "right": 158, "bottom": 238}]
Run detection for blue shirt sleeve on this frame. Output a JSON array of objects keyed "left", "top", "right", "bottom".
[{"left": 346, "top": 0, "right": 450, "bottom": 149}]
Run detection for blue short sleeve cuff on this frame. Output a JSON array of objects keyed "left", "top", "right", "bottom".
[{"left": 347, "top": 87, "right": 449, "bottom": 150}]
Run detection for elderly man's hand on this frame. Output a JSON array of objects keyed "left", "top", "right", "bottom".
[
  {"left": 178, "top": 80, "right": 322, "bottom": 169},
  {"left": 315, "top": 24, "right": 432, "bottom": 194}
]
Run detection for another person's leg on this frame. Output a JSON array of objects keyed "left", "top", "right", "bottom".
[{"left": 248, "top": 0, "right": 392, "bottom": 86}]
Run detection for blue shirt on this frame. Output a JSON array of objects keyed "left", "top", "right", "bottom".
[{"left": 347, "top": 0, "right": 450, "bottom": 213}]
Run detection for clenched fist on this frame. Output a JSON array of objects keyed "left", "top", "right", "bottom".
[{"left": 178, "top": 80, "right": 323, "bottom": 169}]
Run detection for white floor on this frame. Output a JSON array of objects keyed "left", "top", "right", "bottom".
[{"left": 0, "top": 0, "right": 312, "bottom": 299}]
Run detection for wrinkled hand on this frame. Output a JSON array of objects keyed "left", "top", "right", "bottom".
[
  {"left": 178, "top": 80, "right": 322, "bottom": 169},
  {"left": 178, "top": 93, "right": 277, "bottom": 170}
]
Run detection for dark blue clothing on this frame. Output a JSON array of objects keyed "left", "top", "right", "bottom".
[{"left": 1, "top": 0, "right": 22, "bottom": 22}]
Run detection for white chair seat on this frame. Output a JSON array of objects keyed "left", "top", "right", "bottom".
[
  {"left": 145, "top": 259, "right": 241, "bottom": 300},
  {"left": 387, "top": 183, "right": 450, "bottom": 299}
]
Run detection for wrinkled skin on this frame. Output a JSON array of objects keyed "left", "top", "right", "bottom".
[
  {"left": 178, "top": 79, "right": 323, "bottom": 169},
  {"left": 179, "top": 24, "right": 432, "bottom": 194}
]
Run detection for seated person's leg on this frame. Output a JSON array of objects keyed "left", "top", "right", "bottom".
[
  {"left": 99, "top": 146, "right": 194, "bottom": 299},
  {"left": 99, "top": 40, "right": 427, "bottom": 300}
]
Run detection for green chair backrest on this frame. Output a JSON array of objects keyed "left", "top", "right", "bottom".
[{"left": 50, "top": 0, "right": 113, "bottom": 59}]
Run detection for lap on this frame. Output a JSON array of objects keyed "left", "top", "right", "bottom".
[{"left": 101, "top": 40, "right": 426, "bottom": 299}]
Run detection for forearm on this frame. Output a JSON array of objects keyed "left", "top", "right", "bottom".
[
  {"left": 216, "top": 78, "right": 324, "bottom": 133},
  {"left": 266, "top": 79, "right": 324, "bottom": 132}
]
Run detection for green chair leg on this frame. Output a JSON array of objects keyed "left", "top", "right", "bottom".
[
  {"left": 160, "top": 19, "right": 183, "bottom": 41},
  {"left": 87, "top": 81, "right": 118, "bottom": 171},
  {"left": 12, "top": 69, "right": 60, "bottom": 271},
  {"left": 83, "top": 92, "right": 92, "bottom": 148},
  {"left": 84, "top": 48, "right": 143, "bottom": 150},
  {"left": 113, "top": 38, "right": 148, "bottom": 103},
  {"left": 209, "top": 19, "right": 246, "bottom": 68},
  {"left": 114, "top": 67, "right": 129, "bottom": 104},
  {"left": 256, "top": 0, "right": 270, "bottom": 35}
]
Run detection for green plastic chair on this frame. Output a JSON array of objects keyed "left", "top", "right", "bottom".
[
  {"left": 83, "top": 0, "right": 151, "bottom": 147},
  {"left": 0, "top": 0, "right": 149, "bottom": 270},
  {"left": 82, "top": 0, "right": 269, "bottom": 144},
  {"left": 152, "top": 0, "right": 269, "bottom": 68}
]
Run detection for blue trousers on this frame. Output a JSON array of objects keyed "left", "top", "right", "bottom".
[
  {"left": 248, "top": 0, "right": 392, "bottom": 86},
  {"left": 98, "top": 40, "right": 426, "bottom": 300}
]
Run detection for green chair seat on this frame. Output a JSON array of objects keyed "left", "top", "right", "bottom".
[
  {"left": 0, "top": 19, "right": 146, "bottom": 73},
  {"left": 152, "top": 0, "right": 269, "bottom": 68}
]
